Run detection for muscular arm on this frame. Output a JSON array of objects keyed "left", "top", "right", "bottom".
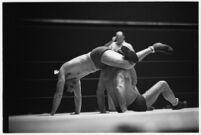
[
  {"left": 51, "top": 77, "right": 65, "bottom": 115},
  {"left": 129, "top": 68, "right": 137, "bottom": 86},
  {"left": 115, "top": 72, "right": 127, "bottom": 112},
  {"left": 96, "top": 72, "right": 107, "bottom": 113},
  {"left": 74, "top": 80, "right": 82, "bottom": 114}
]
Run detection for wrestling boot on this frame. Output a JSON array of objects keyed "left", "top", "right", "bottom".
[
  {"left": 151, "top": 42, "right": 174, "bottom": 55},
  {"left": 120, "top": 46, "right": 139, "bottom": 63},
  {"left": 172, "top": 100, "right": 188, "bottom": 110}
]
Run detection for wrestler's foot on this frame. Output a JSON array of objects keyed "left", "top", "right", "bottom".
[
  {"left": 172, "top": 100, "right": 188, "bottom": 110},
  {"left": 121, "top": 46, "right": 139, "bottom": 63},
  {"left": 116, "top": 107, "right": 123, "bottom": 113},
  {"left": 163, "top": 104, "right": 172, "bottom": 109},
  {"left": 147, "top": 106, "right": 155, "bottom": 111},
  {"left": 108, "top": 108, "right": 117, "bottom": 112},
  {"left": 150, "top": 42, "right": 173, "bottom": 55}
]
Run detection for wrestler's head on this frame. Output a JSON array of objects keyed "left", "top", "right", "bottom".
[{"left": 116, "top": 31, "right": 125, "bottom": 45}]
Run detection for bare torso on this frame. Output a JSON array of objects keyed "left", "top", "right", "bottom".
[
  {"left": 61, "top": 52, "right": 99, "bottom": 80},
  {"left": 101, "top": 67, "right": 140, "bottom": 107},
  {"left": 104, "top": 41, "right": 140, "bottom": 107}
]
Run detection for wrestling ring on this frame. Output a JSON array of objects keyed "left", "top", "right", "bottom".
[
  {"left": 9, "top": 108, "right": 198, "bottom": 132},
  {"left": 5, "top": 17, "right": 199, "bottom": 133}
]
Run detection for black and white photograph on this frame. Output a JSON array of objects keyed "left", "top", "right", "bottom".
[{"left": 3, "top": 1, "right": 199, "bottom": 133}]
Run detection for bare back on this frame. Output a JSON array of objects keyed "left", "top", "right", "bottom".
[{"left": 61, "top": 53, "right": 98, "bottom": 80}]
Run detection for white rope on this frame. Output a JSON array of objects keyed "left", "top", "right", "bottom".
[{"left": 25, "top": 18, "right": 197, "bottom": 28}]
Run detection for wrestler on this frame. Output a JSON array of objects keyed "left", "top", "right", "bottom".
[
  {"left": 97, "top": 32, "right": 186, "bottom": 113},
  {"left": 51, "top": 35, "right": 173, "bottom": 115},
  {"left": 98, "top": 31, "right": 155, "bottom": 112},
  {"left": 97, "top": 67, "right": 187, "bottom": 113},
  {"left": 102, "top": 31, "right": 137, "bottom": 111}
]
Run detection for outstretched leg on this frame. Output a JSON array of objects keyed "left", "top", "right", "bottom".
[
  {"left": 142, "top": 81, "right": 179, "bottom": 108},
  {"left": 101, "top": 47, "right": 153, "bottom": 70},
  {"left": 101, "top": 43, "right": 173, "bottom": 70}
]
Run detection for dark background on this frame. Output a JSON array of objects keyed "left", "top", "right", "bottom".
[{"left": 3, "top": 2, "right": 198, "bottom": 121}]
